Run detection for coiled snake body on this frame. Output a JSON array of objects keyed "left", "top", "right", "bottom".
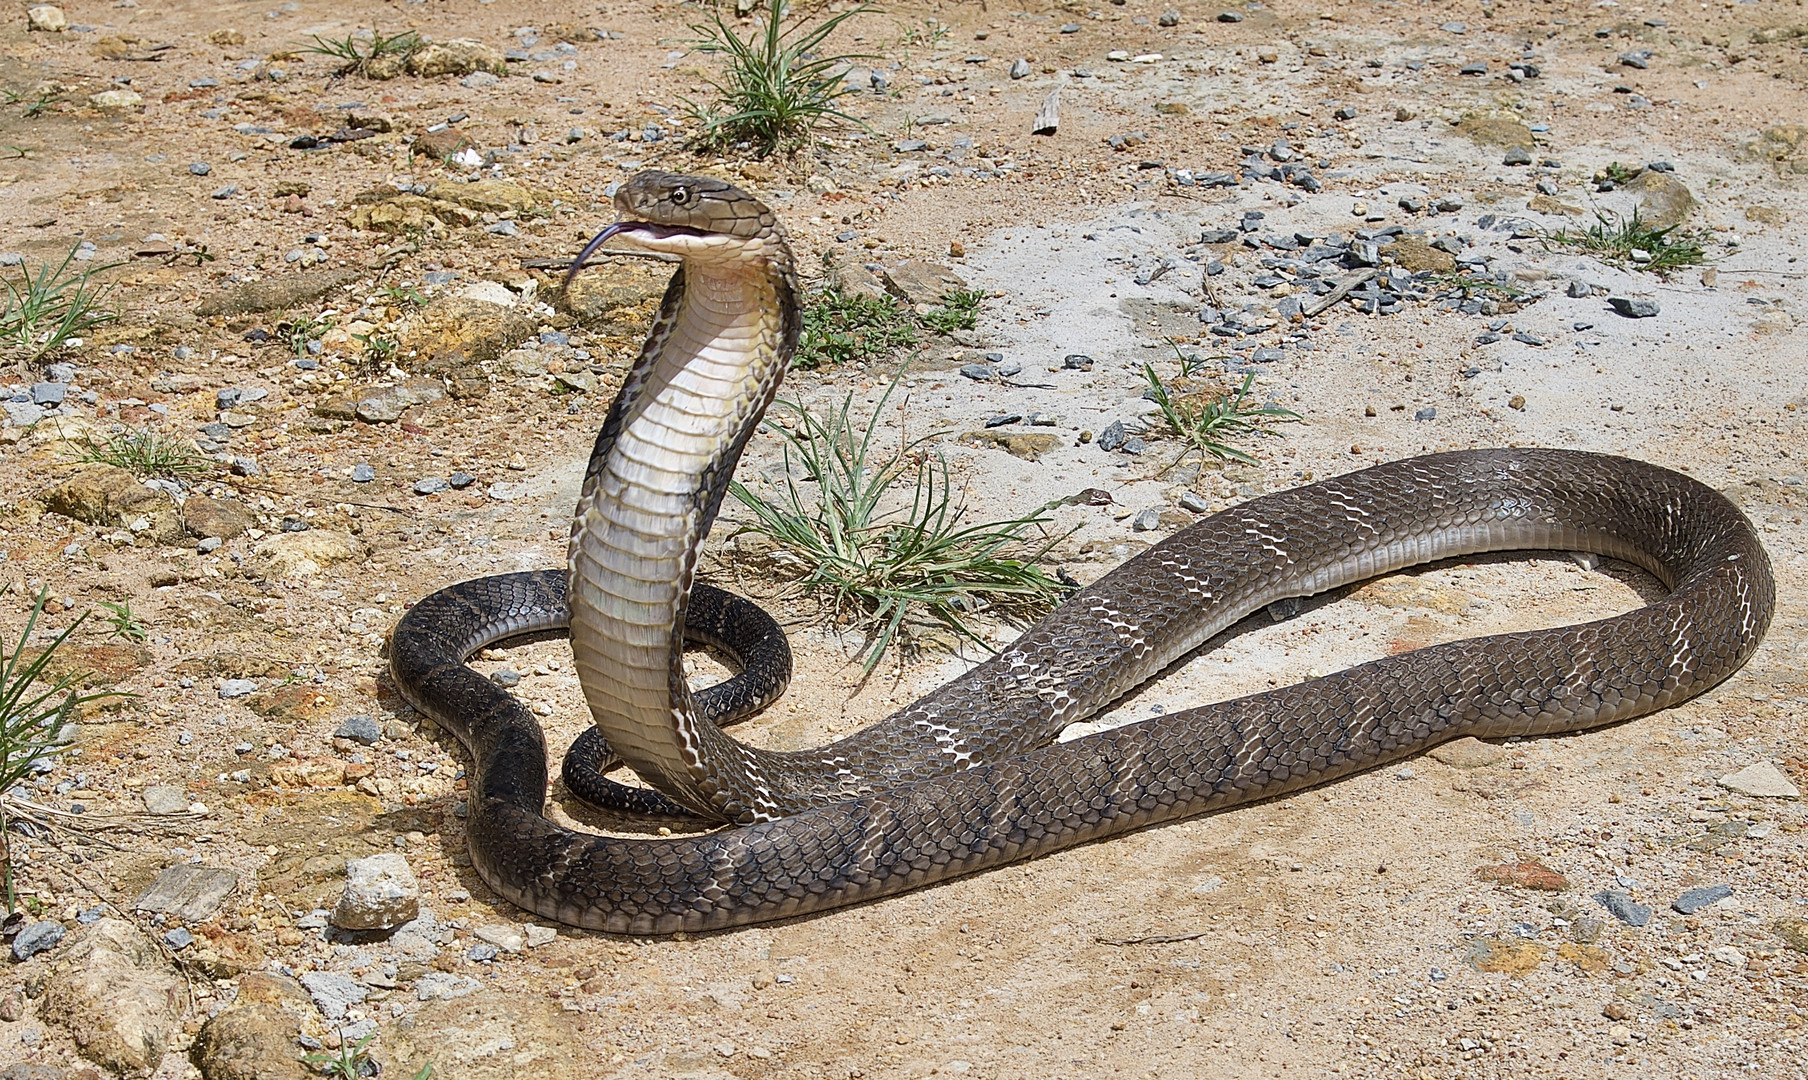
[{"left": 391, "top": 172, "right": 1774, "bottom": 935}]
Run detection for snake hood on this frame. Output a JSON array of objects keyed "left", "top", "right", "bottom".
[{"left": 566, "top": 171, "right": 793, "bottom": 279}]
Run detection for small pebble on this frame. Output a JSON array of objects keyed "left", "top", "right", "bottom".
[
  {"left": 1131, "top": 508, "right": 1162, "bottom": 531},
  {"left": 334, "top": 715, "right": 383, "bottom": 745},
  {"left": 163, "top": 927, "right": 194, "bottom": 950},
  {"left": 1672, "top": 884, "right": 1732, "bottom": 914},
  {"left": 1009, "top": 58, "right": 1030, "bottom": 79},
  {"left": 1502, "top": 146, "right": 1532, "bottom": 166},
  {"left": 1217, "top": 11, "right": 1243, "bottom": 22},
  {"left": 1095, "top": 420, "right": 1127, "bottom": 452},
  {"left": 448, "top": 472, "right": 476, "bottom": 490},
  {"left": 1062, "top": 353, "right": 1093, "bottom": 370},
  {"left": 1595, "top": 889, "right": 1652, "bottom": 927},
  {"left": 490, "top": 668, "right": 522, "bottom": 687},
  {"left": 1158, "top": 9, "right": 1179, "bottom": 27},
  {"left": 1607, "top": 297, "right": 1659, "bottom": 318},
  {"left": 984, "top": 414, "right": 1021, "bottom": 428},
  {"left": 1178, "top": 491, "right": 1210, "bottom": 513},
  {"left": 10, "top": 921, "right": 64, "bottom": 962},
  {"left": 959, "top": 363, "right": 993, "bottom": 381},
  {"left": 219, "top": 679, "right": 256, "bottom": 699},
  {"left": 414, "top": 477, "right": 451, "bottom": 495},
  {"left": 467, "top": 943, "right": 499, "bottom": 962},
  {"left": 188, "top": 162, "right": 211, "bottom": 175},
  {"left": 351, "top": 463, "right": 376, "bottom": 483},
  {"left": 1566, "top": 279, "right": 1591, "bottom": 298}
]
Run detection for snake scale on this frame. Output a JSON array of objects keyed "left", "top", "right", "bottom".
[{"left": 390, "top": 171, "right": 1774, "bottom": 935}]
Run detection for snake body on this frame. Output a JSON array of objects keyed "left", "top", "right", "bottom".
[{"left": 390, "top": 172, "right": 1774, "bottom": 934}]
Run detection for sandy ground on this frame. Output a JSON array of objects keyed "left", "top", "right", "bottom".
[{"left": 0, "top": 0, "right": 1804, "bottom": 1078}]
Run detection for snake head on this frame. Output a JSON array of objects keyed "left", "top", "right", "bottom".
[{"left": 564, "top": 171, "right": 785, "bottom": 289}]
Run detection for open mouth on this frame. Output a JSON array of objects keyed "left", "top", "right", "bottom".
[{"left": 563, "top": 219, "right": 707, "bottom": 287}]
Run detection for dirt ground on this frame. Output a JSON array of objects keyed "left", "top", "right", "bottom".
[{"left": 0, "top": 0, "right": 1805, "bottom": 1078}]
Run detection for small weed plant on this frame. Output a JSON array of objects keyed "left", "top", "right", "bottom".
[
  {"left": 918, "top": 289, "right": 984, "bottom": 336},
  {"left": 797, "top": 290, "right": 919, "bottom": 369},
  {"left": 77, "top": 428, "right": 209, "bottom": 479},
  {"left": 0, "top": 589, "right": 121, "bottom": 910},
  {"left": 95, "top": 600, "right": 147, "bottom": 643},
  {"left": 1142, "top": 364, "right": 1302, "bottom": 470},
  {"left": 730, "top": 374, "right": 1066, "bottom": 672},
  {"left": 1, "top": 246, "right": 120, "bottom": 368},
  {"left": 1541, "top": 209, "right": 1708, "bottom": 278},
  {"left": 796, "top": 288, "right": 987, "bottom": 369},
  {"left": 300, "top": 28, "right": 424, "bottom": 77},
  {"left": 303, "top": 1028, "right": 379, "bottom": 1078},
  {"left": 686, "top": 0, "right": 874, "bottom": 155}
]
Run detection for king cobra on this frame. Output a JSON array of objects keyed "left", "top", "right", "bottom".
[{"left": 390, "top": 171, "right": 1774, "bottom": 935}]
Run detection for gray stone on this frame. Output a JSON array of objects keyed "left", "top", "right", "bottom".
[
  {"left": 219, "top": 679, "right": 256, "bottom": 699},
  {"left": 161, "top": 927, "right": 193, "bottom": 950},
  {"left": 1718, "top": 761, "right": 1799, "bottom": 798},
  {"left": 1569, "top": 915, "right": 1605, "bottom": 944},
  {"left": 415, "top": 973, "right": 483, "bottom": 1000},
  {"left": 413, "top": 477, "right": 450, "bottom": 495},
  {"left": 331, "top": 853, "right": 419, "bottom": 931},
  {"left": 1009, "top": 58, "right": 1030, "bottom": 79},
  {"left": 188, "top": 162, "right": 211, "bottom": 175},
  {"left": 1672, "top": 884, "right": 1733, "bottom": 914},
  {"left": 1158, "top": 9, "right": 1180, "bottom": 26},
  {"left": 1594, "top": 889, "right": 1651, "bottom": 927},
  {"left": 461, "top": 70, "right": 501, "bottom": 90},
  {"left": 0, "top": 1064, "right": 66, "bottom": 1080},
  {"left": 141, "top": 784, "right": 189, "bottom": 815},
  {"left": 133, "top": 865, "right": 239, "bottom": 923},
  {"left": 298, "top": 971, "right": 366, "bottom": 1021},
  {"left": 1607, "top": 297, "right": 1660, "bottom": 318},
  {"left": 1566, "top": 279, "right": 1592, "bottom": 298},
  {"left": 29, "top": 383, "right": 64, "bottom": 406},
  {"left": 350, "top": 463, "right": 376, "bottom": 483},
  {"left": 959, "top": 363, "right": 993, "bottom": 381},
  {"left": 1178, "top": 491, "right": 1210, "bottom": 513},
  {"left": 1095, "top": 420, "right": 1127, "bottom": 452},
  {"left": 1503, "top": 145, "right": 1532, "bottom": 166},
  {"left": 10, "top": 920, "right": 64, "bottom": 961},
  {"left": 1131, "top": 508, "right": 1162, "bottom": 532},
  {"left": 4, "top": 401, "right": 44, "bottom": 428},
  {"left": 334, "top": 715, "right": 383, "bottom": 745}
]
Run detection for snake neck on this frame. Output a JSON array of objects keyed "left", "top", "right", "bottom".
[{"left": 566, "top": 253, "right": 794, "bottom": 818}]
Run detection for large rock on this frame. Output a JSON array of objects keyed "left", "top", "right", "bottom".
[
  {"left": 39, "top": 918, "right": 182, "bottom": 1076},
  {"left": 37, "top": 464, "right": 184, "bottom": 545},
  {"left": 190, "top": 972, "right": 313, "bottom": 1080},
  {"left": 1628, "top": 170, "right": 1697, "bottom": 230},
  {"left": 382, "top": 992, "right": 591, "bottom": 1079},
  {"left": 181, "top": 495, "right": 252, "bottom": 540},
  {"left": 394, "top": 297, "right": 536, "bottom": 377},
  {"left": 879, "top": 260, "right": 967, "bottom": 307},
  {"left": 1455, "top": 109, "right": 1534, "bottom": 148},
  {"left": 248, "top": 529, "right": 364, "bottom": 579},
  {"left": 193, "top": 268, "right": 362, "bottom": 317},
  {"left": 332, "top": 853, "right": 420, "bottom": 931},
  {"left": 557, "top": 260, "right": 670, "bottom": 325},
  {"left": 425, "top": 179, "right": 539, "bottom": 214},
  {"left": 406, "top": 39, "right": 507, "bottom": 78}
]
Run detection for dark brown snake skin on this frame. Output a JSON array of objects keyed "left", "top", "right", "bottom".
[{"left": 389, "top": 177, "right": 1774, "bottom": 936}]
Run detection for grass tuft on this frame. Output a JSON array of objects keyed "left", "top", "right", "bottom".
[
  {"left": 1142, "top": 364, "right": 1302, "bottom": 470},
  {"left": 1541, "top": 209, "right": 1708, "bottom": 278},
  {"left": 729, "top": 373, "right": 1067, "bottom": 673},
  {"left": 299, "top": 28, "right": 423, "bottom": 77},
  {"left": 918, "top": 289, "right": 984, "bottom": 336},
  {"left": 686, "top": 0, "right": 875, "bottom": 156},
  {"left": 76, "top": 428, "right": 210, "bottom": 479},
  {"left": 0, "top": 588, "right": 120, "bottom": 911},
  {"left": 1, "top": 246, "right": 120, "bottom": 368}
]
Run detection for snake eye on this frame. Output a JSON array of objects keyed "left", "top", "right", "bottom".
[{"left": 669, "top": 186, "right": 690, "bottom": 206}]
